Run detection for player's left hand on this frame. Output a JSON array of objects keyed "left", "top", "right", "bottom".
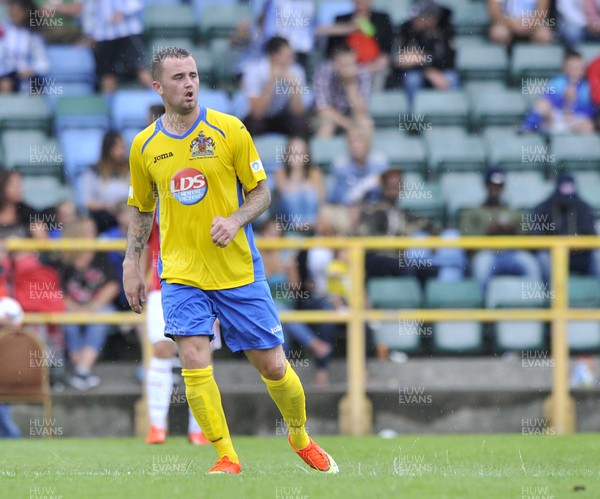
[{"left": 210, "top": 216, "right": 241, "bottom": 248}]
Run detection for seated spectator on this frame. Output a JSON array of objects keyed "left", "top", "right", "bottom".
[
  {"left": 82, "top": 0, "right": 152, "bottom": 94},
  {"left": 35, "top": 0, "right": 82, "bottom": 44},
  {"left": 0, "top": 0, "right": 50, "bottom": 94},
  {"left": 60, "top": 218, "right": 119, "bottom": 391},
  {"left": 328, "top": 126, "right": 387, "bottom": 206},
  {"left": 488, "top": 0, "right": 553, "bottom": 47},
  {"left": 45, "top": 199, "right": 78, "bottom": 239},
  {"left": 387, "top": 1, "right": 459, "bottom": 105},
  {"left": 0, "top": 170, "right": 37, "bottom": 239},
  {"left": 258, "top": 0, "right": 317, "bottom": 72},
  {"left": 274, "top": 136, "right": 324, "bottom": 233},
  {"left": 521, "top": 50, "right": 595, "bottom": 134},
  {"left": 242, "top": 36, "right": 310, "bottom": 138},
  {"left": 312, "top": 44, "right": 373, "bottom": 137},
  {"left": 100, "top": 201, "right": 130, "bottom": 311},
  {"left": 531, "top": 173, "right": 598, "bottom": 282},
  {"left": 318, "top": 0, "right": 393, "bottom": 91},
  {"left": 79, "top": 130, "right": 130, "bottom": 233},
  {"left": 260, "top": 219, "right": 333, "bottom": 385},
  {"left": 557, "top": 0, "right": 600, "bottom": 48},
  {"left": 461, "top": 168, "right": 541, "bottom": 291}
]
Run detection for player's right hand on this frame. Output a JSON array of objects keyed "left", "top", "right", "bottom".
[{"left": 123, "top": 265, "right": 146, "bottom": 314}]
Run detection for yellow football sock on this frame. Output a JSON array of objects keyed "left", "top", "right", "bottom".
[
  {"left": 182, "top": 366, "right": 239, "bottom": 463},
  {"left": 262, "top": 361, "right": 310, "bottom": 450}
]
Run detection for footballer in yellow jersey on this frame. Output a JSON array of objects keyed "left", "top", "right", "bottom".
[{"left": 123, "top": 47, "right": 338, "bottom": 476}]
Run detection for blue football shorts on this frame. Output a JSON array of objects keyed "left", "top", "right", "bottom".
[{"left": 161, "top": 279, "right": 284, "bottom": 352}]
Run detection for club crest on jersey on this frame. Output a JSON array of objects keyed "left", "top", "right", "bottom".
[
  {"left": 170, "top": 167, "right": 208, "bottom": 205},
  {"left": 190, "top": 131, "right": 215, "bottom": 157}
]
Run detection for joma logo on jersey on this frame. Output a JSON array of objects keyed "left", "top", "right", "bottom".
[
  {"left": 154, "top": 152, "right": 174, "bottom": 163},
  {"left": 170, "top": 167, "right": 208, "bottom": 205}
]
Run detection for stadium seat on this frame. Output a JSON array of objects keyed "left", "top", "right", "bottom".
[
  {"left": 503, "top": 171, "right": 553, "bottom": 209},
  {"left": 111, "top": 90, "right": 163, "bottom": 131},
  {"left": 369, "top": 90, "right": 409, "bottom": 128},
  {"left": 190, "top": 46, "right": 216, "bottom": 86},
  {"left": 370, "top": 320, "right": 421, "bottom": 353},
  {"left": 21, "top": 175, "right": 73, "bottom": 211},
  {"left": 427, "top": 134, "right": 486, "bottom": 175},
  {"left": 367, "top": 277, "right": 423, "bottom": 309},
  {"left": 568, "top": 321, "right": 600, "bottom": 352},
  {"left": 433, "top": 322, "right": 484, "bottom": 353},
  {"left": 414, "top": 90, "right": 470, "bottom": 127},
  {"left": 372, "top": 131, "right": 426, "bottom": 173},
  {"left": 485, "top": 132, "right": 547, "bottom": 170},
  {"left": 230, "top": 90, "right": 250, "bottom": 120},
  {"left": 578, "top": 43, "right": 600, "bottom": 64},
  {"left": 486, "top": 277, "right": 550, "bottom": 309},
  {"left": 198, "top": 4, "right": 253, "bottom": 39},
  {"left": 310, "top": 135, "right": 347, "bottom": 171},
  {"left": 371, "top": 0, "right": 412, "bottom": 27},
  {"left": 47, "top": 45, "right": 95, "bottom": 86},
  {"left": 425, "top": 279, "right": 483, "bottom": 308},
  {"left": 569, "top": 276, "right": 600, "bottom": 309},
  {"left": 0, "top": 95, "right": 51, "bottom": 133},
  {"left": 147, "top": 38, "right": 196, "bottom": 63},
  {"left": 146, "top": 0, "right": 182, "bottom": 5},
  {"left": 198, "top": 89, "right": 232, "bottom": 115},
  {"left": 54, "top": 95, "right": 110, "bottom": 133},
  {"left": 2, "top": 131, "right": 63, "bottom": 176},
  {"left": 456, "top": 43, "right": 508, "bottom": 81},
  {"left": 551, "top": 134, "right": 600, "bottom": 170},
  {"left": 470, "top": 89, "right": 527, "bottom": 127},
  {"left": 441, "top": 172, "right": 486, "bottom": 219},
  {"left": 441, "top": 0, "right": 489, "bottom": 35},
  {"left": 253, "top": 134, "right": 287, "bottom": 172},
  {"left": 510, "top": 44, "right": 564, "bottom": 83},
  {"left": 398, "top": 181, "right": 445, "bottom": 220},
  {"left": 494, "top": 321, "right": 545, "bottom": 351},
  {"left": 59, "top": 128, "right": 105, "bottom": 182},
  {"left": 144, "top": 4, "right": 197, "bottom": 40},
  {"left": 578, "top": 183, "right": 600, "bottom": 210},
  {"left": 571, "top": 170, "right": 600, "bottom": 187}
]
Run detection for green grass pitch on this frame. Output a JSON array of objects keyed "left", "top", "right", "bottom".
[{"left": 1, "top": 435, "right": 598, "bottom": 498}]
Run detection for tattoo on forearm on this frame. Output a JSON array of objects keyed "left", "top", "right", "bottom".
[
  {"left": 124, "top": 208, "right": 154, "bottom": 264},
  {"left": 231, "top": 180, "right": 271, "bottom": 227}
]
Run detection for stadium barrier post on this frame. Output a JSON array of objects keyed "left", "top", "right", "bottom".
[
  {"left": 338, "top": 243, "right": 372, "bottom": 435},
  {"left": 544, "top": 242, "right": 575, "bottom": 434}
]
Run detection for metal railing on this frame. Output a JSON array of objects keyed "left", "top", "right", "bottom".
[{"left": 7, "top": 235, "right": 600, "bottom": 435}]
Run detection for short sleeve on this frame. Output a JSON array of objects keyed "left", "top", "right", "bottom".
[
  {"left": 127, "top": 136, "right": 157, "bottom": 212},
  {"left": 231, "top": 119, "right": 267, "bottom": 192}
]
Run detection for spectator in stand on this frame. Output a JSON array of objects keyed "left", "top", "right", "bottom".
[
  {"left": 521, "top": 50, "right": 595, "bottom": 134},
  {"left": 328, "top": 126, "right": 387, "bottom": 206},
  {"left": 81, "top": 0, "right": 152, "bottom": 94},
  {"left": 0, "top": 0, "right": 50, "bottom": 94},
  {"left": 318, "top": 0, "right": 393, "bottom": 91},
  {"left": 488, "top": 0, "right": 554, "bottom": 47},
  {"left": 0, "top": 170, "right": 37, "bottom": 239},
  {"left": 257, "top": 0, "right": 316, "bottom": 72},
  {"left": 274, "top": 136, "right": 324, "bottom": 233},
  {"left": 357, "top": 167, "right": 430, "bottom": 279},
  {"left": 558, "top": 0, "right": 600, "bottom": 48},
  {"left": 35, "top": 0, "right": 82, "bottom": 44},
  {"left": 460, "top": 168, "right": 541, "bottom": 291},
  {"left": 387, "top": 1, "right": 459, "bottom": 106},
  {"left": 531, "top": 173, "right": 598, "bottom": 282},
  {"left": 312, "top": 44, "right": 373, "bottom": 137},
  {"left": 45, "top": 199, "right": 78, "bottom": 239},
  {"left": 100, "top": 202, "right": 130, "bottom": 312},
  {"left": 242, "top": 36, "right": 310, "bottom": 138},
  {"left": 60, "top": 217, "right": 119, "bottom": 391},
  {"left": 260, "top": 219, "right": 333, "bottom": 385},
  {"left": 79, "top": 130, "right": 130, "bottom": 233}
]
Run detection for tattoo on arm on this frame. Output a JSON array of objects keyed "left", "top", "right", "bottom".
[
  {"left": 124, "top": 208, "right": 154, "bottom": 266},
  {"left": 231, "top": 180, "right": 271, "bottom": 227}
]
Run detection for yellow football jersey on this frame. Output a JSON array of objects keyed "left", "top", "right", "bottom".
[{"left": 128, "top": 107, "right": 267, "bottom": 290}]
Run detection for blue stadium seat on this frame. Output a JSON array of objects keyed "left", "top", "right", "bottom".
[
  {"left": 317, "top": 0, "right": 353, "bottom": 26},
  {"left": 22, "top": 175, "right": 73, "bottom": 211},
  {"left": 47, "top": 45, "right": 96, "bottom": 85},
  {"left": 198, "top": 89, "right": 232, "bottom": 115},
  {"left": 111, "top": 90, "right": 163, "bottom": 131},
  {"left": 59, "top": 128, "right": 105, "bottom": 182},
  {"left": 144, "top": 4, "right": 197, "bottom": 40},
  {"left": 230, "top": 90, "right": 250, "bottom": 119},
  {"left": 2, "top": 130, "right": 63, "bottom": 176},
  {"left": 253, "top": 134, "right": 287, "bottom": 173},
  {"left": 54, "top": 95, "right": 110, "bottom": 133}
]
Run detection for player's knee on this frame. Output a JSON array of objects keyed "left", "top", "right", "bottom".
[
  {"left": 153, "top": 340, "right": 175, "bottom": 359},
  {"left": 260, "top": 360, "right": 287, "bottom": 381},
  {"left": 177, "top": 338, "right": 211, "bottom": 369}
]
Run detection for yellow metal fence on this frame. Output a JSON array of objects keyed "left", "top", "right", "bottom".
[{"left": 7, "top": 236, "right": 600, "bottom": 435}]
